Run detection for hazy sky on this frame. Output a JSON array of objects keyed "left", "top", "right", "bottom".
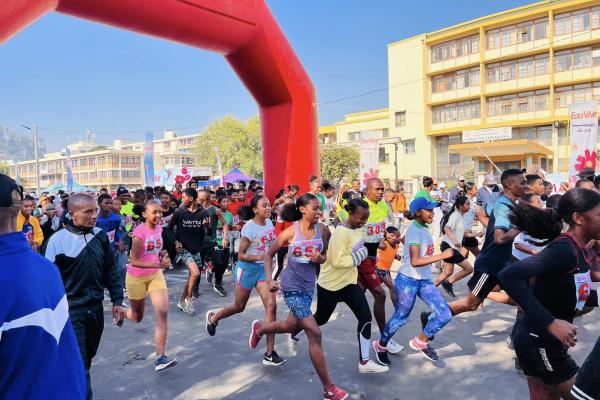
[{"left": 0, "top": 0, "right": 533, "bottom": 152}]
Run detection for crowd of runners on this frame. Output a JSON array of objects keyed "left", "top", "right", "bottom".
[{"left": 1, "top": 169, "right": 599, "bottom": 400}]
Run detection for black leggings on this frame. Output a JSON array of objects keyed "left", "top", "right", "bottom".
[
  {"left": 212, "top": 247, "right": 230, "bottom": 285},
  {"left": 274, "top": 247, "right": 288, "bottom": 280},
  {"left": 314, "top": 283, "right": 372, "bottom": 360}
]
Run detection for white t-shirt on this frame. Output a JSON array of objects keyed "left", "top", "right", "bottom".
[
  {"left": 442, "top": 211, "right": 466, "bottom": 250},
  {"left": 400, "top": 221, "right": 434, "bottom": 280},
  {"left": 512, "top": 232, "right": 547, "bottom": 261},
  {"left": 241, "top": 219, "right": 276, "bottom": 264}
]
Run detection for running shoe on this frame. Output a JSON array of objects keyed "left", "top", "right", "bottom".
[
  {"left": 287, "top": 334, "right": 299, "bottom": 357},
  {"left": 154, "top": 355, "right": 177, "bottom": 372},
  {"left": 184, "top": 298, "right": 195, "bottom": 315},
  {"left": 385, "top": 338, "right": 404, "bottom": 354},
  {"left": 177, "top": 300, "right": 186, "bottom": 312},
  {"left": 372, "top": 341, "right": 391, "bottom": 366},
  {"left": 263, "top": 351, "right": 286, "bottom": 366},
  {"left": 206, "top": 268, "right": 213, "bottom": 284},
  {"left": 213, "top": 284, "right": 227, "bottom": 297},
  {"left": 249, "top": 320, "right": 263, "bottom": 349},
  {"left": 409, "top": 337, "right": 438, "bottom": 362},
  {"left": 420, "top": 311, "right": 434, "bottom": 340},
  {"left": 323, "top": 384, "right": 349, "bottom": 400},
  {"left": 358, "top": 359, "right": 389, "bottom": 374},
  {"left": 206, "top": 311, "right": 217, "bottom": 336},
  {"left": 441, "top": 280, "right": 455, "bottom": 297}
]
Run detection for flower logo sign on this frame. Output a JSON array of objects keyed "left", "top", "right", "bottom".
[{"left": 575, "top": 149, "right": 597, "bottom": 172}]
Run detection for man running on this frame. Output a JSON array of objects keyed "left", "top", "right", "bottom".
[
  {"left": 0, "top": 174, "right": 86, "bottom": 399},
  {"left": 45, "top": 193, "right": 125, "bottom": 400}
]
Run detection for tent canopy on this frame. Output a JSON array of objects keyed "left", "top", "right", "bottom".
[{"left": 223, "top": 168, "right": 256, "bottom": 183}]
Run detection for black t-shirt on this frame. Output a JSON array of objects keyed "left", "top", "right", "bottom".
[
  {"left": 499, "top": 235, "right": 593, "bottom": 334},
  {"left": 167, "top": 206, "right": 209, "bottom": 254}
]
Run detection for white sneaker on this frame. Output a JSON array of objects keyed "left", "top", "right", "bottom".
[
  {"left": 177, "top": 300, "right": 185, "bottom": 312},
  {"left": 184, "top": 298, "right": 195, "bottom": 315},
  {"left": 287, "top": 334, "right": 299, "bottom": 357},
  {"left": 358, "top": 359, "right": 389, "bottom": 374},
  {"left": 386, "top": 338, "right": 404, "bottom": 354}
]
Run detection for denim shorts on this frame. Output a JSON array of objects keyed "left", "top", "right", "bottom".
[
  {"left": 181, "top": 250, "right": 203, "bottom": 268},
  {"left": 376, "top": 268, "right": 391, "bottom": 281},
  {"left": 282, "top": 290, "right": 313, "bottom": 320},
  {"left": 234, "top": 261, "right": 266, "bottom": 290}
]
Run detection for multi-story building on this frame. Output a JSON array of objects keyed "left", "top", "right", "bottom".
[
  {"left": 10, "top": 131, "right": 206, "bottom": 192},
  {"left": 321, "top": 0, "right": 600, "bottom": 194}
]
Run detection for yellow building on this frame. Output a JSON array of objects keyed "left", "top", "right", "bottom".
[{"left": 322, "top": 0, "right": 600, "bottom": 193}]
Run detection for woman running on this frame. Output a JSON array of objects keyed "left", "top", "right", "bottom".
[
  {"left": 248, "top": 194, "right": 349, "bottom": 400},
  {"left": 205, "top": 195, "right": 285, "bottom": 366},
  {"left": 435, "top": 195, "right": 473, "bottom": 297},
  {"left": 373, "top": 197, "right": 455, "bottom": 364},
  {"left": 499, "top": 188, "right": 600, "bottom": 399},
  {"left": 296, "top": 198, "right": 389, "bottom": 373},
  {"left": 376, "top": 226, "right": 401, "bottom": 306},
  {"left": 125, "top": 201, "right": 177, "bottom": 372}
]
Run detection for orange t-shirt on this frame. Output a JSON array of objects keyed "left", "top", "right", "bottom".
[{"left": 376, "top": 240, "right": 398, "bottom": 271}]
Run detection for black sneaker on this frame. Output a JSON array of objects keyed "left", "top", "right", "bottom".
[
  {"left": 263, "top": 350, "right": 286, "bottom": 366},
  {"left": 372, "top": 341, "right": 391, "bottom": 366},
  {"left": 441, "top": 280, "right": 455, "bottom": 297},
  {"left": 213, "top": 284, "right": 227, "bottom": 297},
  {"left": 420, "top": 311, "right": 434, "bottom": 340},
  {"left": 409, "top": 338, "right": 439, "bottom": 362},
  {"left": 206, "top": 311, "right": 217, "bottom": 336}
]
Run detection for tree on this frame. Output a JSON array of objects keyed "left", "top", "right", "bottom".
[
  {"left": 89, "top": 144, "right": 108, "bottom": 152},
  {"left": 194, "top": 115, "right": 263, "bottom": 178},
  {"left": 320, "top": 146, "right": 359, "bottom": 184}
]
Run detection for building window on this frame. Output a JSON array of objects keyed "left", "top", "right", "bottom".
[
  {"left": 555, "top": 82, "right": 600, "bottom": 108},
  {"left": 487, "top": 90, "right": 549, "bottom": 117},
  {"left": 395, "top": 111, "right": 406, "bottom": 127},
  {"left": 431, "top": 67, "right": 480, "bottom": 94},
  {"left": 431, "top": 34, "right": 479, "bottom": 63},
  {"left": 382, "top": 128, "right": 389, "bottom": 138},
  {"left": 432, "top": 100, "right": 480, "bottom": 123},
  {"left": 517, "top": 58, "right": 533, "bottom": 78},
  {"left": 378, "top": 147, "right": 389, "bottom": 163},
  {"left": 555, "top": 7, "right": 599, "bottom": 36},
  {"left": 518, "top": 22, "right": 532, "bottom": 43},
  {"left": 534, "top": 18, "right": 549, "bottom": 39},
  {"left": 348, "top": 132, "right": 360, "bottom": 141},
  {"left": 404, "top": 140, "right": 415, "bottom": 155},
  {"left": 535, "top": 54, "right": 550, "bottom": 75}
]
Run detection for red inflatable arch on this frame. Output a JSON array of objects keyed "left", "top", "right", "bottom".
[{"left": 1, "top": 0, "right": 319, "bottom": 198}]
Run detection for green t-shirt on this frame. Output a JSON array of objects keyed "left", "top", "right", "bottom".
[
  {"left": 120, "top": 201, "right": 135, "bottom": 232},
  {"left": 316, "top": 193, "right": 327, "bottom": 212},
  {"left": 216, "top": 210, "right": 233, "bottom": 247},
  {"left": 414, "top": 189, "right": 433, "bottom": 201},
  {"left": 203, "top": 206, "right": 219, "bottom": 246}
]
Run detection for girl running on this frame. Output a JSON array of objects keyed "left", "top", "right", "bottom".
[
  {"left": 435, "top": 195, "right": 473, "bottom": 297},
  {"left": 205, "top": 195, "right": 285, "bottom": 366},
  {"left": 376, "top": 226, "right": 401, "bottom": 306},
  {"left": 373, "top": 197, "right": 455, "bottom": 364},
  {"left": 499, "top": 188, "right": 600, "bottom": 400},
  {"left": 213, "top": 196, "right": 234, "bottom": 296},
  {"left": 125, "top": 202, "right": 177, "bottom": 372},
  {"left": 248, "top": 194, "right": 349, "bottom": 400}
]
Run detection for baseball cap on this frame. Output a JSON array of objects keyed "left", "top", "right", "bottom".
[
  {"left": 409, "top": 197, "right": 440, "bottom": 214},
  {"left": 116, "top": 186, "right": 129, "bottom": 196},
  {"left": 0, "top": 174, "right": 23, "bottom": 207},
  {"left": 45, "top": 204, "right": 56, "bottom": 212},
  {"left": 484, "top": 174, "right": 497, "bottom": 185},
  {"left": 458, "top": 175, "right": 466, "bottom": 182}
]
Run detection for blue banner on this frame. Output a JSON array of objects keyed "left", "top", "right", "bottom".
[
  {"left": 144, "top": 131, "right": 155, "bottom": 187},
  {"left": 65, "top": 147, "right": 74, "bottom": 192}
]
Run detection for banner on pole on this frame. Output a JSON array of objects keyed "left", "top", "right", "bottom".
[
  {"left": 65, "top": 147, "right": 74, "bottom": 192},
  {"left": 359, "top": 131, "right": 381, "bottom": 188},
  {"left": 568, "top": 102, "right": 598, "bottom": 180},
  {"left": 144, "top": 131, "right": 155, "bottom": 187}
]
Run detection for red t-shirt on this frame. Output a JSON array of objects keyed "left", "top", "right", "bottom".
[
  {"left": 228, "top": 200, "right": 243, "bottom": 218},
  {"left": 275, "top": 220, "right": 294, "bottom": 248}
]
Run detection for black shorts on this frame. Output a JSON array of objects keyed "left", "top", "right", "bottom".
[
  {"left": 571, "top": 337, "right": 600, "bottom": 400},
  {"left": 513, "top": 321, "right": 579, "bottom": 386},
  {"left": 462, "top": 236, "right": 479, "bottom": 248},
  {"left": 467, "top": 270, "right": 501, "bottom": 300},
  {"left": 440, "top": 241, "right": 466, "bottom": 264}
]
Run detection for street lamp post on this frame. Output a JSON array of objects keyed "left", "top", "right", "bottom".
[{"left": 20, "top": 124, "right": 40, "bottom": 194}]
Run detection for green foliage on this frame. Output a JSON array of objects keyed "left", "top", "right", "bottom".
[
  {"left": 89, "top": 145, "right": 108, "bottom": 152},
  {"left": 320, "top": 146, "right": 359, "bottom": 184},
  {"left": 194, "top": 115, "right": 263, "bottom": 178}
]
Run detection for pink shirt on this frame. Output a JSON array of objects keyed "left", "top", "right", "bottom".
[{"left": 127, "top": 224, "right": 163, "bottom": 276}]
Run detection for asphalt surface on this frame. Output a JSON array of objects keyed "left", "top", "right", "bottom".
[{"left": 92, "top": 263, "right": 600, "bottom": 400}]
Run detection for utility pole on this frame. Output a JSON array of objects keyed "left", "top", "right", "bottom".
[{"left": 33, "top": 125, "right": 40, "bottom": 194}]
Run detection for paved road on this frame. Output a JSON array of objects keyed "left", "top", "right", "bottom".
[{"left": 93, "top": 265, "right": 599, "bottom": 400}]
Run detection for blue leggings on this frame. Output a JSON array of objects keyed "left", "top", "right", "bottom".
[{"left": 381, "top": 273, "right": 452, "bottom": 345}]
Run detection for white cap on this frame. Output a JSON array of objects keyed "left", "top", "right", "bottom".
[
  {"left": 439, "top": 182, "right": 447, "bottom": 189},
  {"left": 458, "top": 175, "right": 466, "bottom": 182}
]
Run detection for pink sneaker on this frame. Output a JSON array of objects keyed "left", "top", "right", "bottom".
[
  {"left": 323, "top": 384, "right": 349, "bottom": 400},
  {"left": 249, "top": 320, "right": 263, "bottom": 349}
]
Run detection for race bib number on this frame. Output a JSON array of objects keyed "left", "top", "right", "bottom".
[
  {"left": 290, "top": 239, "right": 323, "bottom": 264},
  {"left": 364, "top": 221, "right": 386, "bottom": 243},
  {"left": 574, "top": 271, "right": 591, "bottom": 311},
  {"left": 24, "top": 230, "right": 33, "bottom": 242},
  {"left": 145, "top": 236, "right": 162, "bottom": 254},
  {"left": 216, "top": 227, "right": 224, "bottom": 240},
  {"left": 124, "top": 215, "right": 133, "bottom": 228},
  {"left": 107, "top": 229, "right": 116, "bottom": 243},
  {"left": 255, "top": 228, "right": 276, "bottom": 258}
]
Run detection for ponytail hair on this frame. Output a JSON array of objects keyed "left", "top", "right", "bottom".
[
  {"left": 440, "top": 195, "right": 469, "bottom": 231},
  {"left": 343, "top": 198, "right": 369, "bottom": 215},
  {"left": 280, "top": 193, "right": 318, "bottom": 222},
  {"left": 403, "top": 210, "right": 415, "bottom": 220},
  {"left": 237, "top": 195, "right": 266, "bottom": 221}
]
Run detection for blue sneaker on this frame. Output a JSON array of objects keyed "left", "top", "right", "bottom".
[{"left": 155, "top": 355, "right": 177, "bottom": 372}]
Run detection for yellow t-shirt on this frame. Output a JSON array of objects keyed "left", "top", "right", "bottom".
[
  {"left": 318, "top": 225, "right": 364, "bottom": 291},
  {"left": 362, "top": 197, "right": 390, "bottom": 243}
]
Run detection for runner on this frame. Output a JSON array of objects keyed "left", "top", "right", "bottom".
[
  {"left": 248, "top": 194, "right": 349, "bottom": 400},
  {"left": 17, "top": 196, "right": 43, "bottom": 251},
  {"left": 373, "top": 197, "right": 455, "bottom": 364},
  {"left": 571, "top": 337, "right": 600, "bottom": 400},
  {"left": 461, "top": 182, "right": 486, "bottom": 257},
  {"left": 212, "top": 195, "right": 234, "bottom": 296},
  {"left": 447, "top": 169, "right": 527, "bottom": 316},
  {"left": 376, "top": 226, "right": 401, "bottom": 307},
  {"left": 125, "top": 201, "right": 177, "bottom": 372},
  {"left": 499, "top": 188, "right": 600, "bottom": 399},
  {"left": 158, "top": 191, "right": 177, "bottom": 264},
  {"left": 95, "top": 193, "right": 124, "bottom": 262},
  {"left": 167, "top": 188, "right": 210, "bottom": 315},
  {"left": 435, "top": 195, "right": 473, "bottom": 297},
  {"left": 205, "top": 195, "right": 285, "bottom": 366},
  {"left": 360, "top": 178, "right": 403, "bottom": 355}
]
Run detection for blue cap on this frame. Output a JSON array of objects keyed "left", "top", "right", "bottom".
[{"left": 409, "top": 197, "right": 440, "bottom": 214}]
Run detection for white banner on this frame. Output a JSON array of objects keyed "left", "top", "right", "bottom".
[
  {"left": 359, "top": 131, "right": 380, "bottom": 188},
  {"left": 568, "top": 102, "right": 598, "bottom": 179},
  {"left": 462, "top": 127, "right": 512, "bottom": 143}
]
